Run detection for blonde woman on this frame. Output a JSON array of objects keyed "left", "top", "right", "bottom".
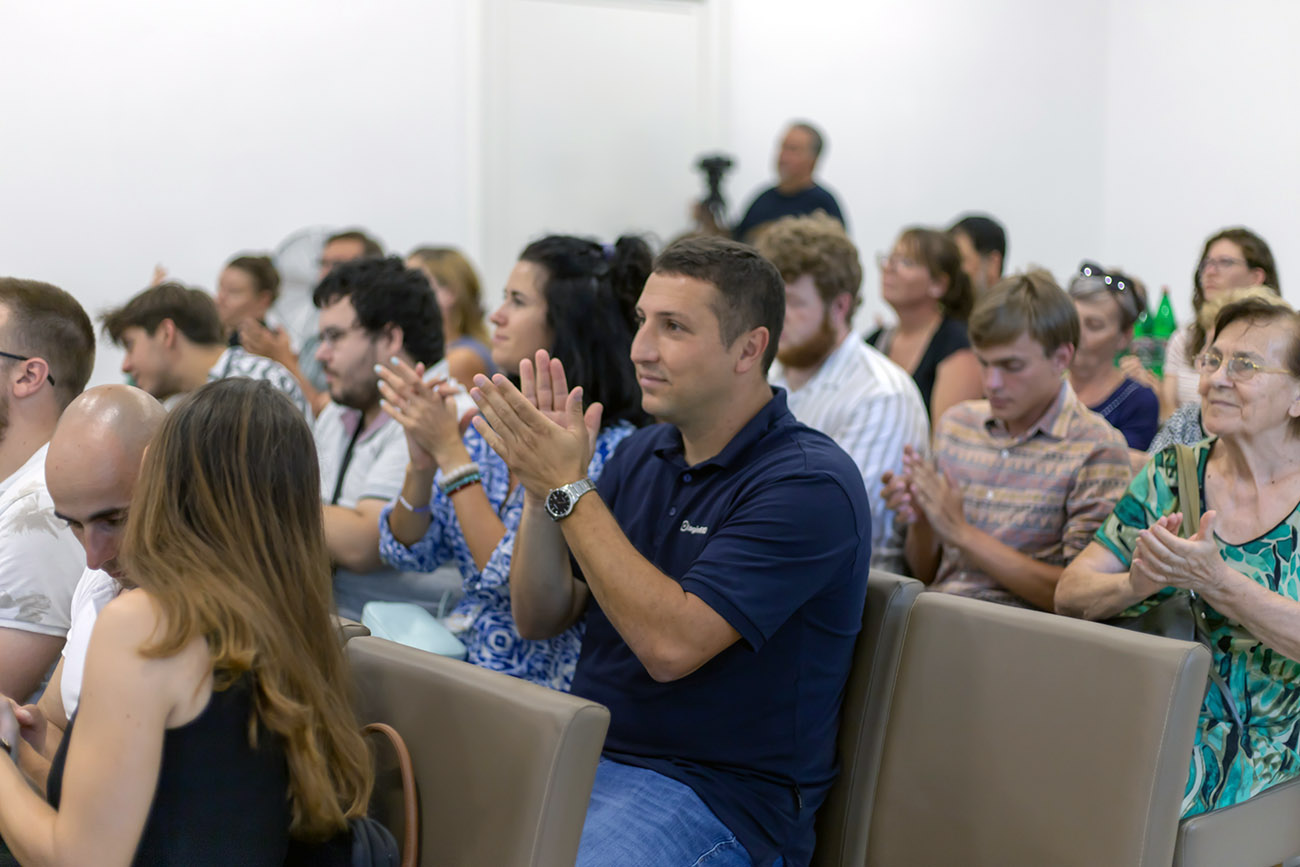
[
  {"left": 0, "top": 379, "right": 371, "bottom": 865},
  {"left": 407, "top": 247, "right": 496, "bottom": 386}
]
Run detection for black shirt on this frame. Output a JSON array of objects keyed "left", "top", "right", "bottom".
[
  {"left": 866, "top": 317, "right": 971, "bottom": 416},
  {"left": 733, "top": 183, "right": 845, "bottom": 243}
]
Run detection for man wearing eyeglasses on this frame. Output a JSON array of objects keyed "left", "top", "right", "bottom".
[
  {"left": 310, "top": 257, "right": 464, "bottom": 621},
  {"left": 0, "top": 279, "right": 95, "bottom": 706}
]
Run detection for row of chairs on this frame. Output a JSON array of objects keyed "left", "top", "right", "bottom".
[{"left": 338, "top": 571, "right": 1300, "bottom": 866}]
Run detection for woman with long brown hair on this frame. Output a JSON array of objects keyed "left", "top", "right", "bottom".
[{"left": 0, "top": 378, "right": 371, "bottom": 865}]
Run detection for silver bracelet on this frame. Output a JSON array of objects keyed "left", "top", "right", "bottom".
[{"left": 397, "top": 493, "right": 432, "bottom": 514}]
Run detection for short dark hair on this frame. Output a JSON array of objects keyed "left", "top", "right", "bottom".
[
  {"left": 313, "top": 257, "right": 444, "bottom": 367},
  {"left": 898, "top": 227, "right": 975, "bottom": 321},
  {"left": 969, "top": 269, "right": 1079, "bottom": 356},
  {"left": 1193, "top": 226, "right": 1280, "bottom": 314},
  {"left": 653, "top": 237, "right": 785, "bottom": 374},
  {"left": 1213, "top": 297, "right": 1300, "bottom": 438},
  {"left": 326, "top": 229, "right": 384, "bottom": 259},
  {"left": 0, "top": 277, "right": 94, "bottom": 409},
  {"left": 789, "top": 121, "right": 825, "bottom": 158},
  {"left": 519, "top": 235, "right": 652, "bottom": 426},
  {"left": 949, "top": 214, "right": 1007, "bottom": 262},
  {"left": 225, "top": 254, "right": 281, "bottom": 302},
  {"left": 101, "top": 283, "right": 224, "bottom": 348}
]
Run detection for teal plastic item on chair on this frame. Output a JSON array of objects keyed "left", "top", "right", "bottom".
[{"left": 362, "top": 601, "right": 467, "bottom": 659}]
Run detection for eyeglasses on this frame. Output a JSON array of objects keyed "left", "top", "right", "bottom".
[
  {"left": 0, "top": 351, "right": 54, "bottom": 386},
  {"left": 876, "top": 253, "right": 919, "bottom": 271},
  {"left": 1198, "top": 256, "right": 1248, "bottom": 274},
  {"left": 316, "top": 324, "right": 368, "bottom": 347},
  {"left": 1195, "top": 349, "right": 1290, "bottom": 382},
  {"left": 1076, "top": 261, "right": 1141, "bottom": 320}
]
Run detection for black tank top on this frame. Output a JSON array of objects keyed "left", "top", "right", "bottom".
[
  {"left": 866, "top": 316, "right": 971, "bottom": 415},
  {"left": 47, "top": 676, "right": 292, "bottom": 866}
]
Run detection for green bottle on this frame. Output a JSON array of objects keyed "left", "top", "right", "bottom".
[
  {"left": 1130, "top": 308, "right": 1155, "bottom": 373},
  {"left": 1149, "top": 288, "right": 1178, "bottom": 379}
]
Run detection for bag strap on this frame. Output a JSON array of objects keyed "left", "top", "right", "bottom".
[
  {"left": 362, "top": 722, "right": 419, "bottom": 867},
  {"left": 1173, "top": 445, "right": 1248, "bottom": 734},
  {"left": 1173, "top": 444, "right": 1201, "bottom": 538}
]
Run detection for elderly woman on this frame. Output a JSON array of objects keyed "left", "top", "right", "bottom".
[
  {"left": 1057, "top": 296, "right": 1300, "bottom": 817},
  {"left": 1149, "top": 286, "right": 1293, "bottom": 453}
]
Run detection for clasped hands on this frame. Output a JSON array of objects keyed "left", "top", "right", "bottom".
[
  {"left": 1130, "top": 509, "right": 1226, "bottom": 595},
  {"left": 881, "top": 444, "right": 970, "bottom": 546},
  {"left": 468, "top": 350, "right": 602, "bottom": 498}
]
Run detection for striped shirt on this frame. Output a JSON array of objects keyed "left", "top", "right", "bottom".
[
  {"left": 771, "top": 335, "right": 929, "bottom": 566},
  {"left": 929, "top": 382, "right": 1130, "bottom": 608},
  {"left": 206, "top": 346, "right": 311, "bottom": 420}
]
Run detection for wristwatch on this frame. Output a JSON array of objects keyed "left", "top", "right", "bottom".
[{"left": 545, "top": 478, "right": 597, "bottom": 521}]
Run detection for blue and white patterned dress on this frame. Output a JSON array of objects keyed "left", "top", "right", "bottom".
[{"left": 379, "top": 422, "right": 635, "bottom": 690}]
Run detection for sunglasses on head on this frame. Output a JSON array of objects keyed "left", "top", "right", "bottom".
[{"left": 1077, "top": 261, "right": 1141, "bottom": 320}]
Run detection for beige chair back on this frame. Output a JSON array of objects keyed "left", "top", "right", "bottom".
[
  {"left": 347, "top": 636, "right": 610, "bottom": 867},
  {"left": 866, "top": 593, "right": 1209, "bottom": 867},
  {"left": 1174, "top": 775, "right": 1300, "bottom": 866},
  {"left": 812, "top": 570, "right": 923, "bottom": 866}
]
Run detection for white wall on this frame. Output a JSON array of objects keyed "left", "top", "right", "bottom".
[
  {"left": 2, "top": 0, "right": 1298, "bottom": 391},
  {"left": 1101, "top": 0, "right": 1300, "bottom": 322},
  {"left": 725, "top": 0, "right": 1110, "bottom": 332},
  {"left": 0, "top": 0, "right": 474, "bottom": 388}
]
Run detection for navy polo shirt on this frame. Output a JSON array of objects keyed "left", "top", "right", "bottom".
[
  {"left": 569, "top": 389, "right": 871, "bottom": 867},
  {"left": 733, "top": 182, "right": 846, "bottom": 243}
]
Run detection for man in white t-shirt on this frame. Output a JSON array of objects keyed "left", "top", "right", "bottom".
[
  {"left": 100, "top": 282, "right": 310, "bottom": 418},
  {"left": 757, "top": 214, "right": 929, "bottom": 568},
  {"left": 2, "top": 385, "right": 164, "bottom": 794},
  {"left": 311, "top": 257, "right": 463, "bottom": 619},
  {"left": 0, "top": 278, "right": 97, "bottom": 704}
]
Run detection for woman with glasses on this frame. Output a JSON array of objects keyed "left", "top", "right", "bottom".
[
  {"left": 1059, "top": 296, "right": 1300, "bottom": 818},
  {"left": 1153, "top": 227, "right": 1280, "bottom": 415},
  {"left": 1067, "top": 263, "right": 1159, "bottom": 449},
  {"left": 867, "top": 227, "right": 982, "bottom": 428},
  {"left": 1149, "top": 287, "right": 1293, "bottom": 453}
]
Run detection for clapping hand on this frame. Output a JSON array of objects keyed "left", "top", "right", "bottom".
[
  {"left": 909, "top": 453, "right": 969, "bottom": 546},
  {"left": 881, "top": 445, "right": 924, "bottom": 526},
  {"left": 376, "top": 357, "right": 462, "bottom": 472},
  {"left": 470, "top": 352, "right": 601, "bottom": 498},
  {"left": 1132, "top": 510, "right": 1225, "bottom": 593}
]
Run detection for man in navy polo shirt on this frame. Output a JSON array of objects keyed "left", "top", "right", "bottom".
[{"left": 469, "top": 237, "right": 871, "bottom": 867}]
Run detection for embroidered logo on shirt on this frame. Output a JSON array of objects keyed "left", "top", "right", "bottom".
[{"left": 680, "top": 520, "right": 708, "bottom": 535}]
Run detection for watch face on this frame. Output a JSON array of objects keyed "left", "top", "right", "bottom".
[{"left": 547, "top": 488, "right": 572, "bottom": 517}]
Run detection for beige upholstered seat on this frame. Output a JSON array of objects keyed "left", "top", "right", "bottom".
[
  {"left": 865, "top": 593, "right": 1210, "bottom": 867},
  {"left": 346, "top": 636, "right": 610, "bottom": 867},
  {"left": 812, "top": 570, "right": 923, "bottom": 866},
  {"left": 334, "top": 615, "right": 371, "bottom": 643},
  {"left": 1174, "top": 774, "right": 1300, "bottom": 866}
]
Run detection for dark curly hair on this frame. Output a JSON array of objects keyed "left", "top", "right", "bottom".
[
  {"left": 313, "top": 257, "right": 444, "bottom": 367},
  {"left": 518, "top": 235, "right": 652, "bottom": 426}
]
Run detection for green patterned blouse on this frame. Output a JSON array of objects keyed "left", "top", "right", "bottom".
[{"left": 1095, "top": 441, "right": 1300, "bottom": 817}]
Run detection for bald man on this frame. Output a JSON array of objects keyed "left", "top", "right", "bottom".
[{"left": 3, "top": 385, "right": 163, "bottom": 793}]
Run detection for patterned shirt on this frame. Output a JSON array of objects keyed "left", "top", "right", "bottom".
[
  {"left": 1097, "top": 442, "right": 1300, "bottom": 816},
  {"left": 378, "top": 422, "right": 635, "bottom": 690},
  {"left": 770, "top": 335, "right": 928, "bottom": 567},
  {"left": 929, "top": 382, "right": 1131, "bottom": 608},
  {"left": 1149, "top": 402, "right": 1206, "bottom": 453},
  {"left": 0, "top": 444, "right": 85, "bottom": 639},
  {"left": 207, "top": 346, "right": 311, "bottom": 419}
]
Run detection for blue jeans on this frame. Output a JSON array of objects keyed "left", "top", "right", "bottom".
[{"left": 578, "top": 757, "right": 776, "bottom": 867}]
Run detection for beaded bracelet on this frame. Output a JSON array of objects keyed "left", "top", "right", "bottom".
[
  {"left": 440, "top": 472, "right": 483, "bottom": 497},
  {"left": 440, "top": 462, "right": 481, "bottom": 488},
  {"left": 397, "top": 493, "right": 432, "bottom": 515}
]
